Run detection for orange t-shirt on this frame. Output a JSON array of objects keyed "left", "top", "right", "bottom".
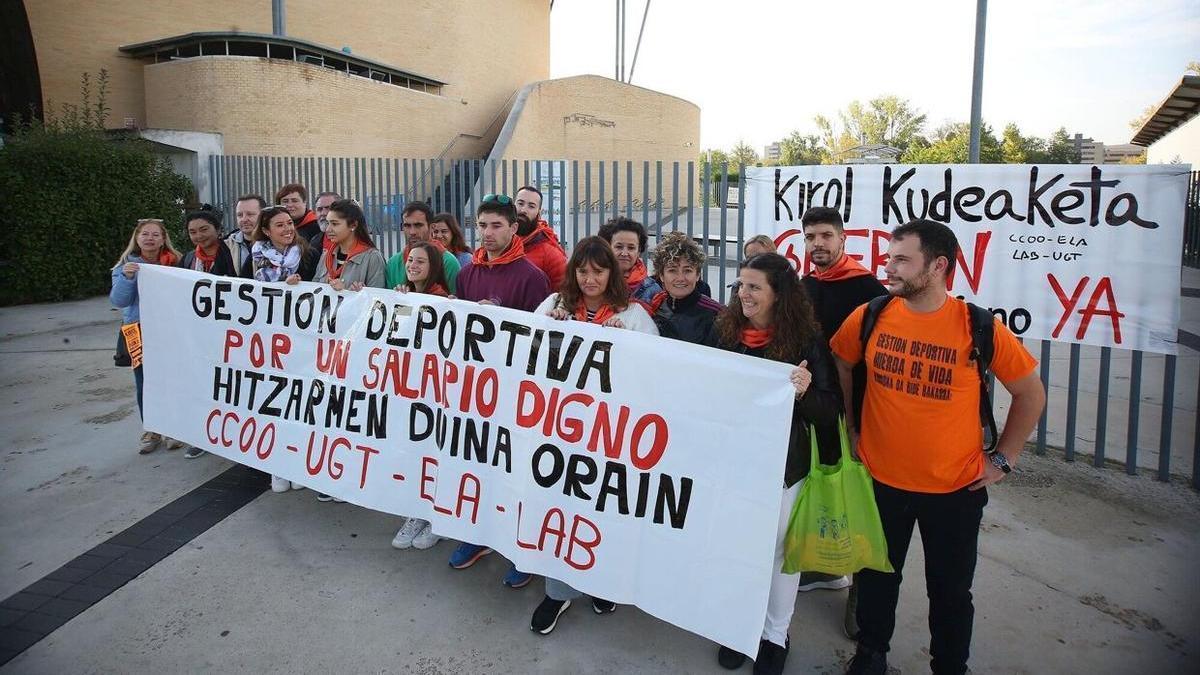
[{"left": 830, "top": 296, "right": 1037, "bottom": 493}]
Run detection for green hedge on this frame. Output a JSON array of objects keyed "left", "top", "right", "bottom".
[{"left": 0, "top": 125, "right": 193, "bottom": 305}]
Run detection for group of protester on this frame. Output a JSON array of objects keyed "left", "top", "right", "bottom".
[{"left": 111, "top": 182, "right": 1045, "bottom": 675}]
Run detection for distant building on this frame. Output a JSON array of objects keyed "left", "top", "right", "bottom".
[
  {"left": 836, "top": 144, "right": 901, "bottom": 164},
  {"left": 1072, "top": 134, "right": 1147, "bottom": 164},
  {"left": 763, "top": 142, "right": 782, "bottom": 161},
  {"left": 1131, "top": 75, "right": 1199, "bottom": 167}
]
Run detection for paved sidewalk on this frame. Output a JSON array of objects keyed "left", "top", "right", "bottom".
[{"left": 1, "top": 296, "right": 1197, "bottom": 673}]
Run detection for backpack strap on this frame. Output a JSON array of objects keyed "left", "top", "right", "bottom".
[
  {"left": 858, "top": 295, "right": 894, "bottom": 354},
  {"left": 966, "top": 302, "right": 999, "bottom": 453}
]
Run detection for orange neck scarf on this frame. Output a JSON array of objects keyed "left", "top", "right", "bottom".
[
  {"left": 810, "top": 253, "right": 875, "bottom": 282},
  {"left": 574, "top": 302, "right": 617, "bottom": 325},
  {"left": 193, "top": 245, "right": 219, "bottom": 272},
  {"left": 145, "top": 250, "right": 177, "bottom": 266},
  {"left": 740, "top": 326, "right": 775, "bottom": 349},
  {"left": 295, "top": 210, "right": 318, "bottom": 229},
  {"left": 412, "top": 282, "right": 449, "bottom": 297},
  {"left": 521, "top": 220, "right": 563, "bottom": 248},
  {"left": 647, "top": 290, "right": 670, "bottom": 315},
  {"left": 471, "top": 236, "right": 526, "bottom": 267},
  {"left": 325, "top": 240, "right": 371, "bottom": 280},
  {"left": 625, "top": 258, "right": 649, "bottom": 289}
]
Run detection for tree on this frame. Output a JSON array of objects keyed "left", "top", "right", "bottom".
[
  {"left": 1000, "top": 123, "right": 1047, "bottom": 164},
  {"left": 778, "top": 130, "right": 826, "bottom": 165},
  {"left": 1042, "top": 127, "right": 1079, "bottom": 164},
  {"left": 729, "top": 140, "right": 759, "bottom": 168},
  {"left": 816, "top": 95, "right": 927, "bottom": 158},
  {"left": 901, "top": 122, "right": 1001, "bottom": 164}
]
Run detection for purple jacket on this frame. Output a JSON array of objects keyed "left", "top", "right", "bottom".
[{"left": 456, "top": 257, "right": 551, "bottom": 312}]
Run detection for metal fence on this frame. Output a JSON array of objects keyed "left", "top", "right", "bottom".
[
  {"left": 208, "top": 155, "right": 1200, "bottom": 489},
  {"left": 1185, "top": 170, "right": 1199, "bottom": 269}
]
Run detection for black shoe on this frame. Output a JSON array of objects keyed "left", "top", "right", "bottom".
[
  {"left": 717, "top": 645, "right": 747, "bottom": 670},
  {"left": 753, "top": 637, "right": 789, "bottom": 675},
  {"left": 530, "top": 596, "right": 571, "bottom": 635},
  {"left": 591, "top": 596, "right": 616, "bottom": 614},
  {"left": 845, "top": 645, "right": 887, "bottom": 675}
]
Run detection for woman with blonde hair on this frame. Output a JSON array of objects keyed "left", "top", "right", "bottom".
[
  {"left": 109, "top": 218, "right": 184, "bottom": 455},
  {"left": 743, "top": 234, "right": 777, "bottom": 259}
]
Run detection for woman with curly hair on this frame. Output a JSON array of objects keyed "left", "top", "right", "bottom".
[
  {"left": 712, "top": 252, "right": 842, "bottom": 675},
  {"left": 646, "top": 231, "right": 724, "bottom": 346}
]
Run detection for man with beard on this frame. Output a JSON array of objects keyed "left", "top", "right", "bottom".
[
  {"left": 384, "top": 201, "right": 461, "bottom": 293},
  {"left": 224, "top": 194, "right": 264, "bottom": 271},
  {"left": 514, "top": 186, "right": 567, "bottom": 289},
  {"left": 275, "top": 183, "right": 323, "bottom": 249},
  {"left": 314, "top": 191, "right": 341, "bottom": 253},
  {"left": 796, "top": 207, "right": 888, "bottom": 626},
  {"left": 830, "top": 220, "right": 1044, "bottom": 675}
]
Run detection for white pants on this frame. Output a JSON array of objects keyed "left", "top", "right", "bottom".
[{"left": 762, "top": 480, "right": 802, "bottom": 647}]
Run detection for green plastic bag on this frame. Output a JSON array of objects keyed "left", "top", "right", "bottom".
[{"left": 781, "top": 419, "right": 893, "bottom": 575}]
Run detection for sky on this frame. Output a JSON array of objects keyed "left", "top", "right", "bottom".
[{"left": 549, "top": 0, "right": 1200, "bottom": 152}]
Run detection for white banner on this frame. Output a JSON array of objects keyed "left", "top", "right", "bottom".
[
  {"left": 746, "top": 164, "right": 1190, "bottom": 354},
  {"left": 139, "top": 265, "right": 794, "bottom": 656}
]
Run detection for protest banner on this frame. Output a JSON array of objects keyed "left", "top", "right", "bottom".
[
  {"left": 138, "top": 265, "right": 795, "bottom": 656},
  {"left": 745, "top": 164, "right": 1190, "bottom": 354}
]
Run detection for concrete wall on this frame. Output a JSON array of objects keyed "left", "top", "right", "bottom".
[
  {"left": 142, "top": 57, "right": 466, "bottom": 157},
  {"left": 495, "top": 75, "right": 700, "bottom": 223},
  {"left": 27, "top": 0, "right": 548, "bottom": 157},
  {"left": 1147, "top": 116, "right": 1200, "bottom": 168}
]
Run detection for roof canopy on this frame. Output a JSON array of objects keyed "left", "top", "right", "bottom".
[{"left": 1131, "top": 75, "right": 1200, "bottom": 146}]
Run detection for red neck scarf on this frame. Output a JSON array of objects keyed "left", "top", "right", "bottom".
[
  {"left": 740, "top": 326, "right": 775, "bottom": 349},
  {"left": 521, "top": 220, "right": 563, "bottom": 248},
  {"left": 322, "top": 232, "right": 336, "bottom": 253},
  {"left": 647, "top": 290, "right": 670, "bottom": 315},
  {"left": 625, "top": 258, "right": 649, "bottom": 289},
  {"left": 573, "top": 302, "right": 617, "bottom": 325},
  {"left": 295, "top": 210, "right": 318, "bottom": 230},
  {"left": 324, "top": 240, "right": 371, "bottom": 280},
  {"left": 145, "top": 250, "right": 178, "bottom": 266},
  {"left": 412, "top": 282, "right": 449, "bottom": 297},
  {"left": 471, "top": 236, "right": 526, "bottom": 267},
  {"left": 810, "top": 253, "right": 875, "bottom": 282},
  {"left": 193, "top": 245, "right": 219, "bottom": 272}
]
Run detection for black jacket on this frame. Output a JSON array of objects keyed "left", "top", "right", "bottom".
[
  {"left": 651, "top": 289, "right": 723, "bottom": 347},
  {"left": 802, "top": 273, "right": 889, "bottom": 423},
  {"left": 178, "top": 245, "right": 239, "bottom": 277},
  {"left": 722, "top": 336, "right": 842, "bottom": 488}
]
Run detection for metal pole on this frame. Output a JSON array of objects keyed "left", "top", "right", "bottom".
[
  {"left": 620, "top": 0, "right": 627, "bottom": 83},
  {"left": 968, "top": 0, "right": 987, "bottom": 163},
  {"left": 629, "top": 0, "right": 652, "bottom": 83},
  {"left": 614, "top": 1, "right": 621, "bottom": 82},
  {"left": 272, "top": 0, "right": 286, "bottom": 36}
]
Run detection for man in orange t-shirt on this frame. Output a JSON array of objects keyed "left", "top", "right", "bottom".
[{"left": 830, "top": 219, "right": 1045, "bottom": 675}]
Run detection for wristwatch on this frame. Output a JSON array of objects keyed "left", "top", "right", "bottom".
[{"left": 987, "top": 451, "right": 1012, "bottom": 474}]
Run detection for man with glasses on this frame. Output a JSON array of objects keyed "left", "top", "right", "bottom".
[
  {"left": 513, "top": 186, "right": 567, "bottom": 289},
  {"left": 314, "top": 191, "right": 341, "bottom": 253},
  {"left": 447, "top": 194, "right": 551, "bottom": 589},
  {"left": 275, "top": 183, "right": 322, "bottom": 249},
  {"left": 384, "top": 201, "right": 461, "bottom": 293}
]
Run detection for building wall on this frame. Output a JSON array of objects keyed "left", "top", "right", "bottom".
[
  {"left": 27, "top": 0, "right": 548, "bottom": 156},
  {"left": 498, "top": 75, "right": 700, "bottom": 223},
  {"left": 501, "top": 75, "right": 698, "bottom": 163},
  {"left": 1146, "top": 117, "right": 1199, "bottom": 167},
  {"left": 143, "top": 57, "right": 466, "bottom": 157}
]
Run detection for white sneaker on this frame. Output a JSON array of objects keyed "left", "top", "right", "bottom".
[
  {"left": 412, "top": 521, "right": 441, "bottom": 550},
  {"left": 271, "top": 476, "right": 291, "bottom": 493},
  {"left": 391, "top": 518, "right": 425, "bottom": 550},
  {"left": 290, "top": 481, "right": 305, "bottom": 491}
]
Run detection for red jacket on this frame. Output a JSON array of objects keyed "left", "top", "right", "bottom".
[{"left": 520, "top": 220, "right": 567, "bottom": 290}]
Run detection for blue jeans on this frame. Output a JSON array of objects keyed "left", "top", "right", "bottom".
[
  {"left": 545, "top": 577, "right": 583, "bottom": 602},
  {"left": 133, "top": 365, "right": 144, "bottom": 420}
]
